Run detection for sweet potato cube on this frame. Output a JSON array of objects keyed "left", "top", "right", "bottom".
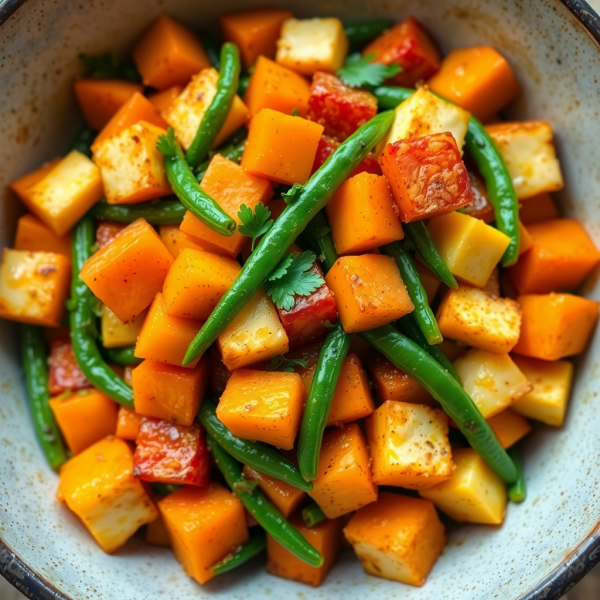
[
  {"left": 221, "top": 9, "right": 293, "bottom": 69},
  {"left": 267, "top": 515, "right": 342, "bottom": 587},
  {"left": 95, "top": 221, "right": 126, "bottom": 249},
  {"left": 14, "top": 214, "right": 71, "bottom": 258},
  {"left": 25, "top": 151, "right": 103, "bottom": 235},
  {"left": 242, "top": 108, "right": 324, "bottom": 185},
  {"left": 453, "top": 349, "right": 532, "bottom": 419},
  {"left": 159, "top": 483, "right": 248, "bottom": 585},
  {"left": 513, "top": 293, "right": 599, "bottom": 360},
  {"left": 326, "top": 173, "right": 404, "bottom": 255},
  {"left": 132, "top": 15, "right": 211, "bottom": 90},
  {"left": 134, "top": 417, "right": 210, "bottom": 486},
  {"left": 218, "top": 290, "right": 289, "bottom": 370},
  {"left": 519, "top": 192, "right": 560, "bottom": 224},
  {"left": 10, "top": 159, "right": 62, "bottom": 206},
  {"left": 427, "top": 211, "right": 511, "bottom": 287},
  {"left": 162, "top": 69, "right": 249, "bottom": 150},
  {"left": 162, "top": 248, "right": 241, "bottom": 320},
  {"left": 145, "top": 512, "right": 172, "bottom": 547},
  {"left": 428, "top": 46, "right": 520, "bottom": 123},
  {"left": 0, "top": 250, "right": 71, "bottom": 327},
  {"left": 325, "top": 255, "right": 414, "bottom": 333},
  {"left": 311, "top": 135, "right": 381, "bottom": 177},
  {"left": 132, "top": 358, "right": 208, "bottom": 426},
  {"left": 416, "top": 261, "right": 441, "bottom": 303},
  {"left": 101, "top": 305, "right": 145, "bottom": 348},
  {"left": 344, "top": 493, "right": 446, "bottom": 586},
  {"left": 149, "top": 85, "right": 183, "bottom": 113},
  {"left": 92, "top": 121, "right": 172, "bottom": 205},
  {"left": 159, "top": 224, "right": 207, "bottom": 257},
  {"left": 115, "top": 406, "right": 143, "bottom": 441},
  {"left": 380, "top": 132, "right": 474, "bottom": 223},
  {"left": 58, "top": 437, "right": 158, "bottom": 553},
  {"left": 419, "top": 447, "right": 507, "bottom": 525},
  {"left": 243, "top": 465, "right": 306, "bottom": 518},
  {"left": 179, "top": 155, "right": 273, "bottom": 258},
  {"left": 48, "top": 337, "right": 90, "bottom": 395},
  {"left": 217, "top": 369, "right": 304, "bottom": 449},
  {"left": 436, "top": 285, "right": 522, "bottom": 353},
  {"left": 486, "top": 121, "right": 564, "bottom": 200},
  {"left": 363, "top": 17, "right": 441, "bottom": 88},
  {"left": 508, "top": 219, "right": 600, "bottom": 294},
  {"left": 486, "top": 409, "right": 532, "bottom": 449},
  {"left": 49, "top": 389, "right": 118, "bottom": 455}
]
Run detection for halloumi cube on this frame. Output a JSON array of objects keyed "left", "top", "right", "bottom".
[{"left": 101, "top": 305, "right": 146, "bottom": 348}]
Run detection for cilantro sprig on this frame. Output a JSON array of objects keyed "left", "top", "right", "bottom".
[
  {"left": 336, "top": 53, "right": 401, "bottom": 88},
  {"left": 156, "top": 127, "right": 180, "bottom": 158},
  {"left": 266, "top": 355, "right": 309, "bottom": 373},
  {"left": 237, "top": 203, "right": 273, "bottom": 250}
]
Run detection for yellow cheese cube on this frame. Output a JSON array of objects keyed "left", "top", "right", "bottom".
[
  {"left": 162, "top": 68, "right": 249, "bottom": 150},
  {"left": 436, "top": 285, "right": 522, "bottom": 353},
  {"left": 453, "top": 349, "right": 532, "bottom": 418},
  {"left": 419, "top": 447, "right": 507, "bottom": 525},
  {"left": 276, "top": 18, "right": 348, "bottom": 75},
  {"left": 379, "top": 87, "right": 470, "bottom": 154},
  {"left": 427, "top": 211, "right": 511, "bottom": 288},
  {"left": 365, "top": 400, "right": 454, "bottom": 489},
  {"left": 218, "top": 289, "right": 289, "bottom": 370},
  {"left": 511, "top": 355, "right": 574, "bottom": 426},
  {"left": 486, "top": 121, "right": 564, "bottom": 200},
  {"left": 0, "top": 249, "right": 71, "bottom": 327},
  {"left": 92, "top": 121, "right": 171, "bottom": 205},
  {"left": 58, "top": 436, "right": 158, "bottom": 553},
  {"left": 25, "top": 150, "right": 103, "bottom": 235},
  {"left": 101, "top": 305, "right": 147, "bottom": 348}
]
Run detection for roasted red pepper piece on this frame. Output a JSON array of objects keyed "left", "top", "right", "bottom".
[
  {"left": 307, "top": 72, "right": 378, "bottom": 141},
  {"left": 133, "top": 417, "right": 210, "bottom": 486},
  {"left": 48, "top": 337, "right": 91, "bottom": 395},
  {"left": 95, "top": 221, "right": 127, "bottom": 249},
  {"left": 463, "top": 162, "right": 495, "bottom": 223},
  {"left": 311, "top": 136, "right": 381, "bottom": 177},
  {"left": 379, "top": 131, "right": 474, "bottom": 223},
  {"left": 363, "top": 17, "right": 441, "bottom": 87}
]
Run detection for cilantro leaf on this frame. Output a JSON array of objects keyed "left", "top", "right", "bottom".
[
  {"left": 264, "top": 251, "right": 324, "bottom": 311},
  {"left": 78, "top": 53, "right": 141, "bottom": 82},
  {"left": 336, "top": 53, "right": 402, "bottom": 88},
  {"left": 282, "top": 183, "right": 304, "bottom": 205},
  {"left": 266, "top": 355, "right": 309, "bottom": 373},
  {"left": 156, "top": 127, "right": 179, "bottom": 158},
  {"left": 237, "top": 202, "right": 273, "bottom": 251}
]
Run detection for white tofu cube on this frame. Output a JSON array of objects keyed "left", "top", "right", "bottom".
[
  {"left": 486, "top": 120, "right": 564, "bottom": 199},
  {"left": 101, "top": 305, "right": 146, "bottom": 348},
  {"left": 276, "top": 18, "right": 348, "bottom": 75}
]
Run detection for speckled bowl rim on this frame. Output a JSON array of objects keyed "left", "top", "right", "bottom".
[{"left": 1, "top": 0, "right": 600, "bottom": 598}]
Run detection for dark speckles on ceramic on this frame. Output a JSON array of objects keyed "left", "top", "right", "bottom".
[{"left": 2, "top": 0, "right": 600, "bottom": 599}]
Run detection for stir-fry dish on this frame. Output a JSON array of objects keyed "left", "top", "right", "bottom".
[{"left": 3, "top": 9, "right": 600, "bottom": 589}]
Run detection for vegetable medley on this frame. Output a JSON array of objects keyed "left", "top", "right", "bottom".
[{"left": 4, "top": 7, "right": 600, "bottom": 590}]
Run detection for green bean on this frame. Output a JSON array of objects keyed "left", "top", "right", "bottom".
[
  {"left": 69, "top": 213, "right": 134, "bottom": 408},
  {"left": 186, "top": 43, "right": 241, "bottom": 168},
  {"left": 92, "top": 198, "right": 186, "bottom": 225},
  {"left": 300, "top": 211, "right": 338, "bottom": 273},
  {"left": 184, "top": 110, "right": 394, "bottom": 364},
  {"left": 212, "top": 528, "right": 267, "bottom": 574},
  {"left": 372, "top": 85, "right": 520, "bottom": 266},
  {"left": 382, "top": 241, "right": 442, "bottom": 345},
  {"left": 507, "top": 446, "right": 526, "bottom": 502},
  {"left": 298, "top": 321, "right": 352, "bottom": 481},
  {"left": 360, "top": 325, "right": 517, "bottom": 484},
  {"left": 151, "top": 483, "right": 182, "bottom": 496},
  {"left": 344, "top": 19, "right": 394, "bottom": 44},
  {"left": 197, "top": 398, "right": 312, "bottom": 492},
  {"left": 69, "top": 126, "right": 96, "bottom": 158},
  {"left": 100, "top": 345, "right": 142, "bottom": 366},
  {"left": 198, "top": 32, "right": 221, "bottom": 69},
  {"left": 238, "top": 74, "right": 250, "bottom": 96},
  {"left": 404, "top": 221, "right": 458, "bottom": 289},
  {"left": 302, "top": 503, "right": 327, "bottom": 528},
  {"left": 195, "top": 137, "right": 247, "bottom": 182},
  {"left": 19, "top": 324, "right": 68, "bottom": 471},
  {"left": 207, "top": 435, "right": 323, "bottom": 567}
]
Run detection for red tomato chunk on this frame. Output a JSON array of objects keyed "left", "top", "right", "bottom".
[
  {"left": 96, "top": 221, "right": 127, "bottom": 249},
  {"left": 311, "top": 136, "right": 380, "bottom": 177},
  {"left": 48, "top": 337, "right": 91, "bottom": 396},
  {"left": 462, "top": 165, "right": 494, "bottom": 223}
]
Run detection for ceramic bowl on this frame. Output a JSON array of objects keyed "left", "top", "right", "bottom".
[{"left": 2, "top": 0, "right": 600, "bottom": 598}]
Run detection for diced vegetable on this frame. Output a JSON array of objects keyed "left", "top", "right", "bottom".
[
  {"left": 145, "top": 512, "right": 172, "bottom": 547},
  {"left": 519, "top": 192, "right": 559, "bottom": 224},
  {"left": 58, "top": 436, "right": 158, "bottom": 553},
  {"left": 325, "top": 255, "right": 414, "bottom": 333},
  {"left": 48, "top": 337, "right": 91, "bottom": 395},
  {"left": 344, "top": 493, "right": 445, "bottom": 586},
  {"left": 115, "top": 405, "right": 143, "bottom": 441},
  {"left": 14, "top": 214, "right": 71, "bottom": 258},
  {"left": 311, "top": 135, "right": 381, "bottom": 177},
  {"left": 10, "top": 159, "right": 62, "bottom": 208},
  {"left": 518, "top": 220, "right": 534, "bottom": 255},
  {"left": 95, "top": 221, "right": 126, "bottom": 248},
  {"left": 415, "top": 261, "right": 441, "bottom": 303},
  {"left": 100, "top": 305, "right": 145, "bottom": 348},
  {"left": 159, "top": 224, "right": 207, "bottom": 257},
  {"left": 463, "top": 166, "right": 495, "bottom": 222},
  {"left": 148, "top": 85, "right": 184, "bottom": 113},
  {"left": 419, "top": 447, "right": 507, "bottom": 525},
  {"left": 487, "top": 409, "right": 532, "bottom": 449}
]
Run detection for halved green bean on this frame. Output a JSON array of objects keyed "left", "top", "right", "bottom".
[
  {"left": 382, "top": 241, "right": 442, "bottom": 345},
  {"left": 69, "top": 126, "right": 96, "bottom": 158},
  {"left": 197, "top": 398, "right": 312, "bottom": 492},
  {"left": 302, "top": 503, "right": 327, "bottom": 528},
  {"left": 207, "top": 435, "right": 323, "bottom": 567},
  {"left": 298, "top": 321, "right": 352, "bottom": 481},
  {"left": 20, "top": 324, "right": 68, "bottom": 471},
  {"left": 212, "top": 528, "right": 267, "bottom": 574},
  {"left": 360, "top": 325, "right": 517, "bottom": 484},
  {"left": 507, "top": 446, "right": 526, "bottom": 502},
  {"left": 195, "top": 137, "right": 247, "bottom": 182},
  {"left": 344, "top": 19, "right": 394, "bottom": 44},
  {"left": 186, "top": 43, "right": 241, "bottom": 168},
  {"left": 300, "top": 211, "right": 338, "bottom": 273},
  {"left": 100, "top": 345, "right": 142, "bottom": 366},
  {"left": 92, "top": 198, "right": 186, "bottom": 225}
]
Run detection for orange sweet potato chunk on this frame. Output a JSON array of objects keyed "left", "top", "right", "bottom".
[
  {"left": 486, "top": 409, "right": 532, "bottom": 449},
  {"left": 149, "top": 85, "right": 184, "bottom": 112},
  {"left": 115, "top": 406, "right": 143, "bottom": 441},
  {"left": 10, "top": 159, "right": 61, "bottom": 204},
  {"left": 14, "top": 214, "right": 71, "bottom": 258},
  {"left": 519, "top": 193, "right": 559, "bottom": 225},
  {"left": 159, "top": 224, "right": 208, "bottom": 257}
]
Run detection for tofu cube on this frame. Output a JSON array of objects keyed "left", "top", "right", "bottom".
[
  {"left": 276, "top": 18, "right": 348, "bottom": 75},
  {"left": 419, "top": 447, "right": 507, "bottom": 525},
  {"left": 366, "top": 401, "right": 454, "bottom": 489},
  {"left": 101, "top": 305, "right": 146, "bottom": 348},
  {"left": 162, "top": 68, "right": 249, "bottom": 150},
  {"left": 486, "top": 409, "right": 532, "bottom": 449},
  {"left": 453, "top": 349, "right": 532, "bottom": 419},
  {"left": 436, "top": 285, "right": 522, "bottom": 353},
  {"left": 0, "top": 249, "right": 71, "bottom": 327},
  {"left": 344, "top": 493, "right": 446, "bottom": 586},
  {"left": 57, "top": 437, "right": 158, "bottom": 553},
  {"left": 25, "top": 151, "right": 103, "bottom": 235},
  {"left": 486, "top": 121, "right": 564, "bottom": 199},
  {"left": 427, "top": 211, "right": 511, "bottom": 287},
  {"left": 511, "top": 355, "right": 574, "bottom": 426}
]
